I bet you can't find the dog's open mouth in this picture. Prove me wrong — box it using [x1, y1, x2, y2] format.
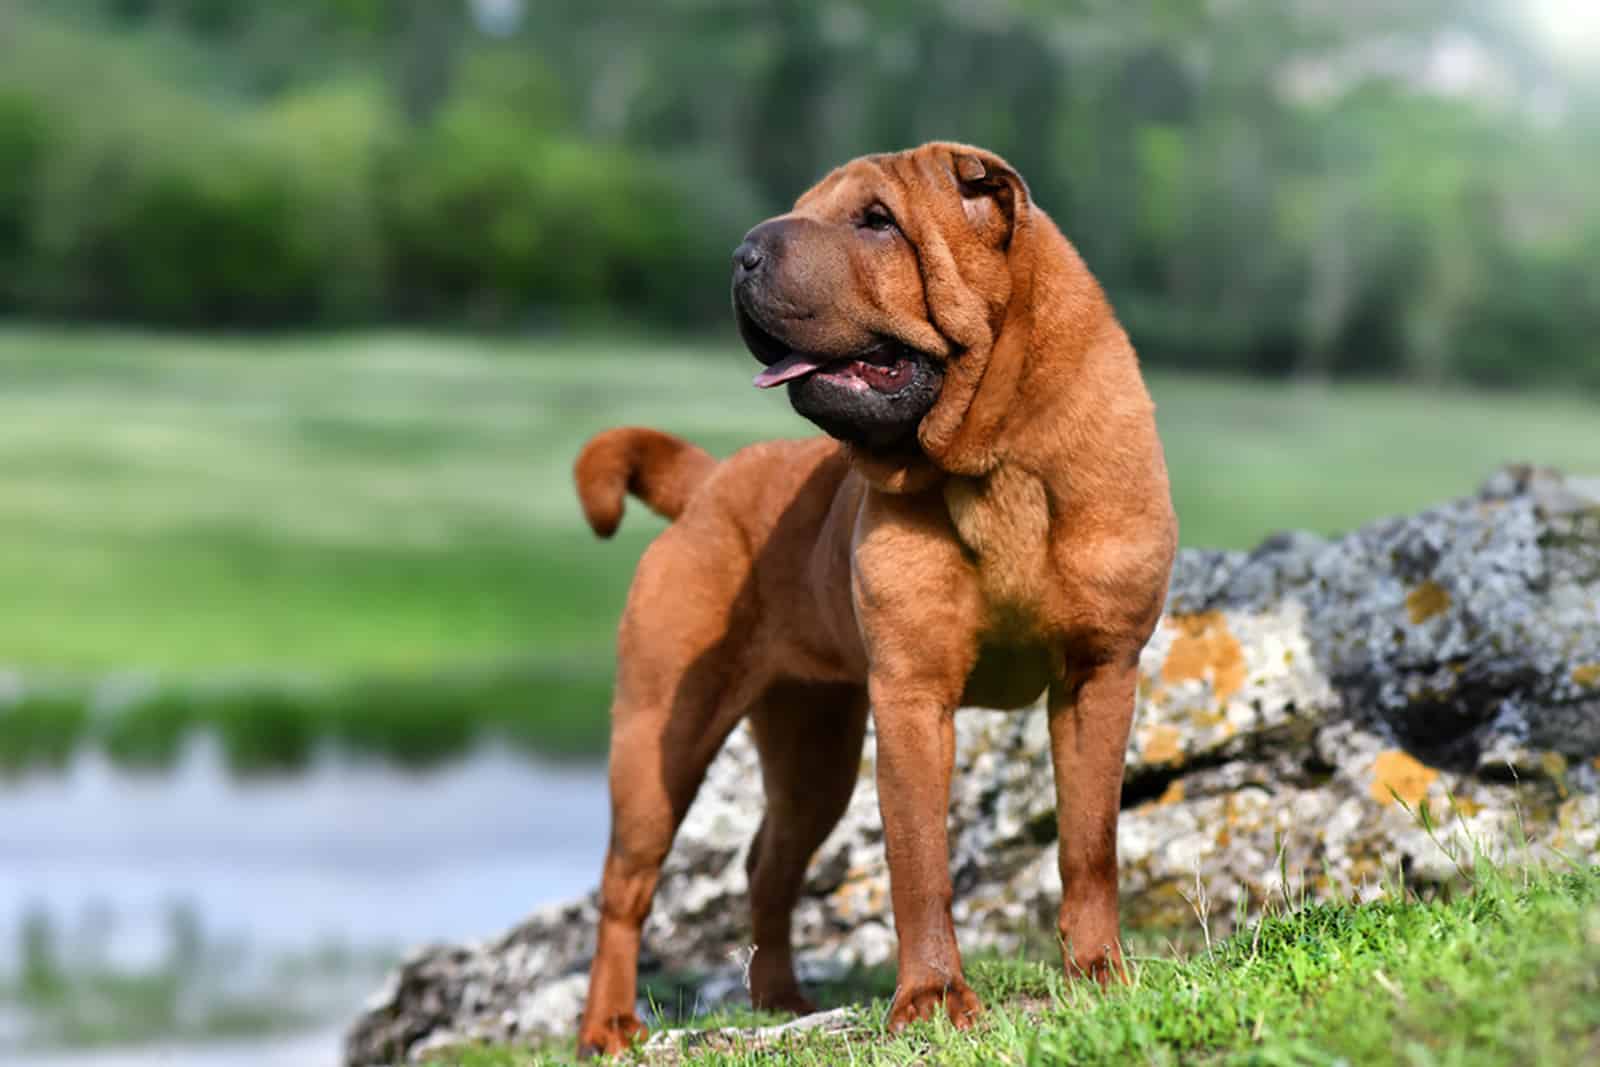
[752, 343, 919, 394]
[735, 294, 942, 450]
[737, 303, 922, 396]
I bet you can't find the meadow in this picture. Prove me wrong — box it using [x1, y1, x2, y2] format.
[427, 859, 1600, 1066]
[1, 326, 1596, 768]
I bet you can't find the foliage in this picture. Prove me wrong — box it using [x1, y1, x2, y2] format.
[380, 97, 731, 326]
[1, 2, 1597, 384]
[0, 87, 48, 311]
[0, 8, 731, 328]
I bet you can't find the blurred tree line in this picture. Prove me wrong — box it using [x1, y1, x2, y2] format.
[0, 0, 1596, 385]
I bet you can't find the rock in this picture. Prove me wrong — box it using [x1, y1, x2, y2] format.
[641, 1006, 863, 1064]
[345, 467, 1600, 1065]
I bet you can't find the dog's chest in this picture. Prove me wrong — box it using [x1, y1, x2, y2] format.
[943, 467, 1052, 627]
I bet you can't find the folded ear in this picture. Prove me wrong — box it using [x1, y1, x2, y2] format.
[899, 146, 1038, 476]
[952, 149, 1030, 248]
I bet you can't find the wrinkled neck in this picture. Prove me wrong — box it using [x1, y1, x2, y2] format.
[847, 444, 945, 494]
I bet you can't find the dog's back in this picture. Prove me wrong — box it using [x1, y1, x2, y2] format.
[579, 431, 868, 681]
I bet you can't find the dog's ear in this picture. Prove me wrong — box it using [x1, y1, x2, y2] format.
[908, 146, 1038, 475]
[952, 150, 1029, 248]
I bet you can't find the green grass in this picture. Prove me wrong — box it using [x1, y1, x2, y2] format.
[0, 662, 616, 775]
[420, 862, 1600, 1066]
[0, 326, 1595, 763]
[0, 327, 780, 674]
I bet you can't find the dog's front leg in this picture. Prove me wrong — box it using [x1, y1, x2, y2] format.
[871, 680, 984, 1032]
[853, 492, 984, 1033]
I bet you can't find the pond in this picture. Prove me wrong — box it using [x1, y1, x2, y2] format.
[0, 738, 610, 1067]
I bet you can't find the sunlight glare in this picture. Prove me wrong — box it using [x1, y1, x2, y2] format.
[1527, 0, 1600, 59]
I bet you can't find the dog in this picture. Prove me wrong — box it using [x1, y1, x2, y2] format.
[572, 142, 1177, 1056]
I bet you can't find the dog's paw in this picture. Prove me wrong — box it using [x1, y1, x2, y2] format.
[576, 1014, 647, 1059]
[1064, 948, 1124, 985]
[752, 986, 819, 1016]
[885, 979, 983, 1033]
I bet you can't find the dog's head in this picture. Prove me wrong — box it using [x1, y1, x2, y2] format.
[733, 142, 1062, 475]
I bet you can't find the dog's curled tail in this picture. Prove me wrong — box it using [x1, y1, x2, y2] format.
[574, 427, 718, 538]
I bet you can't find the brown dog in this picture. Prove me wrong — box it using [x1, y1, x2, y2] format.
[572, 142, 1176, 1056]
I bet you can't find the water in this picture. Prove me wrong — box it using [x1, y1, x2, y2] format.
[19, 1027, 351, 1067]
[0, 737, 611, 1066]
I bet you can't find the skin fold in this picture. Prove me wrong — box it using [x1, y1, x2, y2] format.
[572, 142, 1178, 1057]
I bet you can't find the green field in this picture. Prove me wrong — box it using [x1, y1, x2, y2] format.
[1, 327, 1595, 764]
[429, 861, 1600, 1066]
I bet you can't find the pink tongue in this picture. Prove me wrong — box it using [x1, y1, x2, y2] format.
[752, 353, 828, 389]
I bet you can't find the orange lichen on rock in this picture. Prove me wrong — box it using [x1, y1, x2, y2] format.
[1405, 580, 1451, 624]
[1572, 664, 1600, 688]
[1140, 724, 1184, 765]
[1160, 611, 1246, 702]
[1369, 749, 1438, 807]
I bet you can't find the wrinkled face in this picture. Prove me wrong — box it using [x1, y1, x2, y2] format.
[732, 148, 1014, 452]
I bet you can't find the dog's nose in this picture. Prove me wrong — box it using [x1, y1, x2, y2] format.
[732, 219, 792, 283]
[733, 240, 764, 274]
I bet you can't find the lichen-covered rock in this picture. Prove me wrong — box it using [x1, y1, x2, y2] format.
[346, 467, 1600, 1066]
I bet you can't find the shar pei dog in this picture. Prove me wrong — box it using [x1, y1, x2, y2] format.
[572, 142, 1177, 1056]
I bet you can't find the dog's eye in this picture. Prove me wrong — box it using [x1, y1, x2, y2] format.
[858, 205, 896, 234]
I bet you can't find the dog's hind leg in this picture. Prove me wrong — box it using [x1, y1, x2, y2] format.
[743, 681, 868, 1015]
[1048, 656, 1139, 984]
[577, 666, 747, 1058]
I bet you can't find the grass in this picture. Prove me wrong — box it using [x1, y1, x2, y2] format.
[0, 325, 1595, 764]
[419, 861, 1600, 1066]
[0, 327, 775, 674]
[0, 661, 615, 774]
